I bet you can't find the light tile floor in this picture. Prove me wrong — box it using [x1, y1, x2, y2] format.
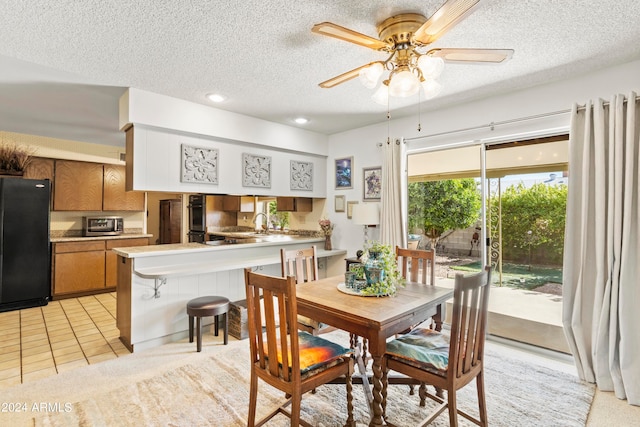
[0, 292, 130, 389]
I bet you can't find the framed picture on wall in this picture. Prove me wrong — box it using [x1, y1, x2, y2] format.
[363, 166, 382, 201]
[335, 195, 346, 212]
[347, 201, 358, 219]
[335, 157, 353, 189]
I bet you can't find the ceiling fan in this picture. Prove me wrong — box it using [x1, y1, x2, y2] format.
[312, 0, 513, 103]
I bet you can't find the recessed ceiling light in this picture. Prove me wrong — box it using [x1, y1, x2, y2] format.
[293, 117, 309, 125]
[206, 93, 226, 103]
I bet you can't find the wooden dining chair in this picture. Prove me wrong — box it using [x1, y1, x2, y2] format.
[382, 266, 492, 427]
[244, 268, 355, 427]
[395, 246, 436, 286]
[396, 246, 438, 332]
[280, 246, 334, 335]
[281, 246, 370, 401]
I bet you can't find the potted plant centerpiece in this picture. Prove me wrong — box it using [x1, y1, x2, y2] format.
[350, 241, 405, 296]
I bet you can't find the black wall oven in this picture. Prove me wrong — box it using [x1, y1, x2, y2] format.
[187, 194, 206, 243]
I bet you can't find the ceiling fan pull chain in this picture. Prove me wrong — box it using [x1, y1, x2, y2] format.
[386, 100, 392, 144]
[417, 90, 422, 132]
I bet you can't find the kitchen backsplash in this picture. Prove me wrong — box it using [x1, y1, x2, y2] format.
[50, 228, 144, 238]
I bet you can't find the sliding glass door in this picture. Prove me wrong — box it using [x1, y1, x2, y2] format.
[407, 136, 570, 352]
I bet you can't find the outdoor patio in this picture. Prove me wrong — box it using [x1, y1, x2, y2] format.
[436, 255, 569, 354]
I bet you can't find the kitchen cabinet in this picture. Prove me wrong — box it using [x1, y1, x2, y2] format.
[159, 199, 182, 244]
[52, 237, 149, 298]
[53, 160, 104, 211]
[53, 160, 144, 211]
[222, 195, 255, 212]
[276, 197, 312, 212]
[105, 238, 149, 287]
[52, 240, 106, 297]
[103, 164, 145, 211]
[23, 157, 55, 181]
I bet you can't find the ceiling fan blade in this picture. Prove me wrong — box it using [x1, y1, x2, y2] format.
[413, 0, 481, 45]
[312, 22, 391, 51]
[318, 63, 379, 88]
[427, 48, 514, 63]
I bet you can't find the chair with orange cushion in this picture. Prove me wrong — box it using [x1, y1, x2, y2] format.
[244, 268, 355, 427]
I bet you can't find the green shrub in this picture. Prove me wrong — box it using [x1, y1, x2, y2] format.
[497, 182, 567, 265]
[408, 179, 481, 246]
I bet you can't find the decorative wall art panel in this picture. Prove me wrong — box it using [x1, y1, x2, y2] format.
[290, 160, 313, 191]
[181, 144, 219, 184]
[243, 153, 271, 188]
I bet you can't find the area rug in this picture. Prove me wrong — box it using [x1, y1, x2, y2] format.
[2, 331, 594, 427]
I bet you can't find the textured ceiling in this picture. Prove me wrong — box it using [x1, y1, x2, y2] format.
[1, 0, 640, 147]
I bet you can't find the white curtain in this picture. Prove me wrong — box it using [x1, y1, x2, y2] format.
[563, 92, 640, 405]
[380, 138, 407, 250]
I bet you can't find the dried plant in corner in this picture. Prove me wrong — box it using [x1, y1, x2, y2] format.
[0, 141, 36, 175]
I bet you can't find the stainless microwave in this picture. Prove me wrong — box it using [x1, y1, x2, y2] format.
[82, 216, 124, 236]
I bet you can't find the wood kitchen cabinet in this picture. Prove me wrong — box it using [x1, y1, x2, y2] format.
[53, 160, 104, 211]
[159, 199, 182, 244]
[103, 164, 145, 211]
[23, 157, 55, 181]
[222, 195, 255, 212]
[52, 240, 106, 297]
[105, 238, 149, 287]
[53, 160, 144, 211]
[276, 197, 312, 212]
[52, 237, 149, 298]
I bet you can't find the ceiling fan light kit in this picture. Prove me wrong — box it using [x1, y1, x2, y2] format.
[360, 55, 445, 99]
[388, 69, 421, 97]
[359, 62, 384, 88]
[418, 55, 445, 79]
[312, 0, 513, 104]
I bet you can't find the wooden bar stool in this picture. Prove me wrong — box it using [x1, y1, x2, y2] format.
[186, 296, 229, 352]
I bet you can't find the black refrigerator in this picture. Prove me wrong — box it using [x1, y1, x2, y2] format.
[0, 178, 51, 312]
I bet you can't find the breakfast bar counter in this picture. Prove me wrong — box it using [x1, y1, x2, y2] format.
[114, 237, 347, 352]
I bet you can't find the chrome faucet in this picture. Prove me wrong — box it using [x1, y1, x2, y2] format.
[252, 212, 270, 233]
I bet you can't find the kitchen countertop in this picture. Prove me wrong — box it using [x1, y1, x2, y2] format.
[50, 233, 153, 243]
[117, 238, 344, 280]
[113, 235, 325, 259]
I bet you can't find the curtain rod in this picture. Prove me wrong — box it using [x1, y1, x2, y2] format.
[575, 93, 639, 110]
[376, 138, 404, 147]
[387, 94, 638, 145]
[404, 109, 571, 143]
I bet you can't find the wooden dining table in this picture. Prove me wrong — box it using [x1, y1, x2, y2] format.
[295, 275, 453, 427]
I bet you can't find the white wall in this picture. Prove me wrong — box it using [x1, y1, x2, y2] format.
[328, 59, 640, 258]
[130, 124, 327, 196]
[120, 88, 329, 156]
[325, 128, 386, 259]
[120, 89, 330, 196]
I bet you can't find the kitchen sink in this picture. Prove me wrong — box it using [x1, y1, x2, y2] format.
[204, 233, 296, 246]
